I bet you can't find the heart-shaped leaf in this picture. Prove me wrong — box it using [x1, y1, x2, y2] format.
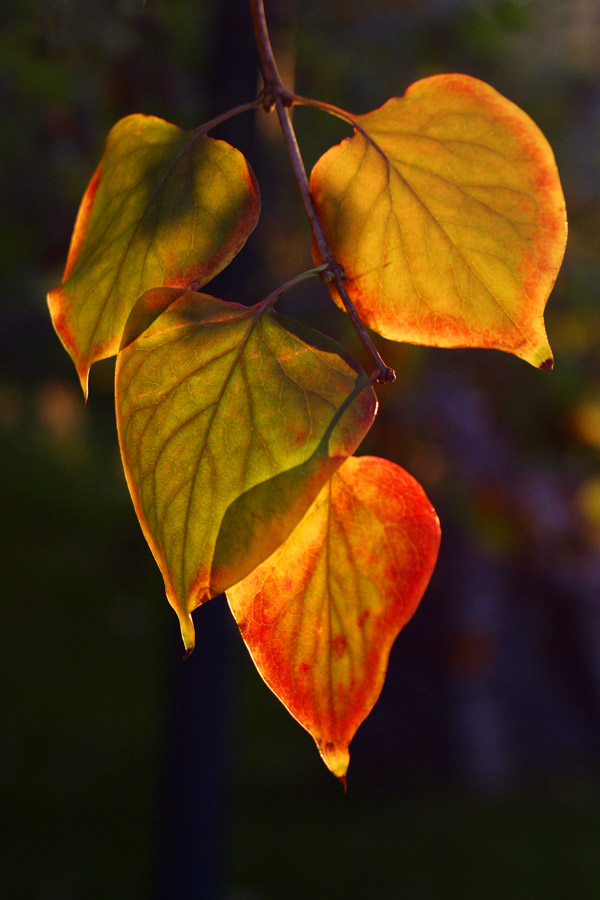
[310, 74, 567, 368]
[48, 114, 260, 396]
[116, 288, 377, 652]
[227, 455, 441, 781]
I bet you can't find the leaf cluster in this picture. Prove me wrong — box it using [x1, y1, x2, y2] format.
[47, 3, 566, 781]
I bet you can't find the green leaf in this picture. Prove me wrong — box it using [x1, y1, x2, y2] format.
[48, 114, 260, 396]
[115, 288, 377, 652]
[227, 455, 441, 782]
[310, 74, 567, 368]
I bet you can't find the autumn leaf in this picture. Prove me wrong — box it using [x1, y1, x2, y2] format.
[48, 114, 260, 396]
[310, 74, 567, 368]
[227, 455, 441, 781]
[116, 288, 377, 653]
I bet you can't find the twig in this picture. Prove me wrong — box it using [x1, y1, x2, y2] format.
[249, 0, 395, 384]
[193, 97, 263, 137]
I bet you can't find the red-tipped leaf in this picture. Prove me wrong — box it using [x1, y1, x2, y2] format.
[227, 455, 441, 780]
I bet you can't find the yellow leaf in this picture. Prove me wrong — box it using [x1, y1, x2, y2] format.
[310, 74, 567, 368]
[116, 289, 377, 653]
[48, 114, 260, 396]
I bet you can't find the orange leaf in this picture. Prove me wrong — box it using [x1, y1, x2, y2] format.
[310, 74, 567, 368]
[227, 456, 441, 781]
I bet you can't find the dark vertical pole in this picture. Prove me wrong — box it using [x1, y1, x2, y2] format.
[153, 4, 260, 898]
[154, 600, 240, 900]
[202, 0, 262, 303]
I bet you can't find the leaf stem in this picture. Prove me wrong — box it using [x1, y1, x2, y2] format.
[193, 98, 263, 137]
[249, 0, 395, 384]
[290, 94, 372, 140]
[263, 264, 330, 307]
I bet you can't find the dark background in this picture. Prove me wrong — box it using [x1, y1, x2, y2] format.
[2, 0, 600, 897]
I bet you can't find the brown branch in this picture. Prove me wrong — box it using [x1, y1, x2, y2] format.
[249, 0, 395, 384]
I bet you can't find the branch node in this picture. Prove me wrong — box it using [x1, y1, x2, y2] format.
[260, 88, 276, 112]
[262, 85, 295, 110]
[370, 365, 396, 385]
[320, 262, 345, 285]
[378, 366, 397, 384]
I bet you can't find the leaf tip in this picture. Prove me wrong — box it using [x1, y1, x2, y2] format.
[319, 740, 350, 781]
[518, 330, 554, 371]
[47, 285, 91, 399]
[78, 365, 90, 402]
[179, 612, 196, 657]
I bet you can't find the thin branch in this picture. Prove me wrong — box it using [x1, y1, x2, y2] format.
[262, 264, 330, 308]
[291, 93, 370, 136]
[193, 98, 263, 137]
[250, 0, 285, 97]
[275, 104, 396, 384]
[249, 0, 395, 384]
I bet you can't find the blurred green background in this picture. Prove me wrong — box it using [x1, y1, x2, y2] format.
[2, 0, 600, 897]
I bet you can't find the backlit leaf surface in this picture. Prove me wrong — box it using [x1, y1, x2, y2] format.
[116, 288, 377, 652]
[48, 114, 260, 395]
[311, 74, 567, 367]
[227, 455, 441, 780]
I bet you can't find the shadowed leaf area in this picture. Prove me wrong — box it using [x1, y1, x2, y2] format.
[116, 288, 377, 653]
[311, 74, 567, 368]
[227, 455, 441, 781]
[48, 114, 260, 396]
